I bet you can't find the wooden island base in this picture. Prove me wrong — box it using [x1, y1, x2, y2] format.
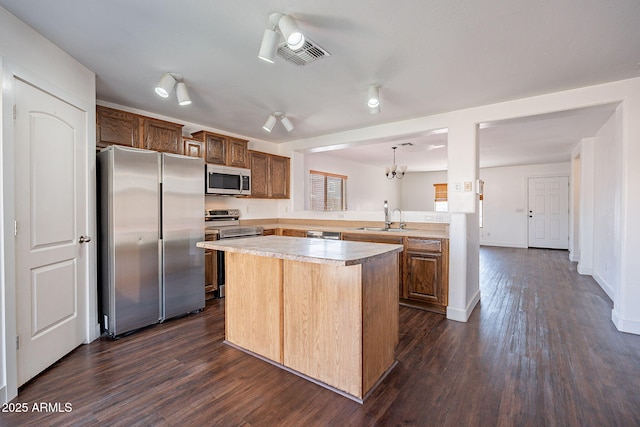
[200, 236, 403, 402]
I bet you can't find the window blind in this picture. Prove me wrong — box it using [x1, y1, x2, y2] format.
[310, 170, 347, 211]
[434, 183, 448, 201]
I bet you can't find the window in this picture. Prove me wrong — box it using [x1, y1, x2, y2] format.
[433, 183, 448, 212]
[433, 182, 484, 226]
[310, 170, 347, 211]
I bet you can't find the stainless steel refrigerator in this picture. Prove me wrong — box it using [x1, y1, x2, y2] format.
[97, 145, 205, 337]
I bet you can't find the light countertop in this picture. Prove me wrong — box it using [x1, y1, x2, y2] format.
[196, 235, 403, 266]
[206, 223, 449, 239]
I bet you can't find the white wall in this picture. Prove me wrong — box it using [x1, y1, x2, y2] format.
[281, 77, 640, 332]
[1, 6, 96, 403]
[592, 108, 622, 299]
[401, 171, 448, 211]
[478, 162, 571, 248]
[304, 152, 401, 212]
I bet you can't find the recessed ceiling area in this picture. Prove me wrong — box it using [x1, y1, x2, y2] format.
[309, 103, 619, 171]
[0, 1, 638, 144]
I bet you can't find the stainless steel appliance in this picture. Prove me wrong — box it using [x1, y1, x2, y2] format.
[205, 209, 263, 297]
[205, 164, 251, 195]
[306, 230, 341, 240]
[98, 146, 205, 337]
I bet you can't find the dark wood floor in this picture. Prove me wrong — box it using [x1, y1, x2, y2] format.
[4, 247, 640, 426]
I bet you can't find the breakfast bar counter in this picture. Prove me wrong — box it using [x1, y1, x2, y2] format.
[197, 236, 403, 402]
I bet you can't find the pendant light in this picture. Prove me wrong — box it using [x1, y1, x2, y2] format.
[385, 147, 407, 179]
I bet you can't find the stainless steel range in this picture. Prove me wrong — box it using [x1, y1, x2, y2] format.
[205, 209, 263, 297]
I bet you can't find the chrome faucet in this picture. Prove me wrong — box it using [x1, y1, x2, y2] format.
[393, 208, 406, 229]
[384, 200, 392, 230]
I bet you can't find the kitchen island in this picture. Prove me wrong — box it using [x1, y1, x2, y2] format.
[197, 235, 403, 402]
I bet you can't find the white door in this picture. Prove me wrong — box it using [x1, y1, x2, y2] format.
[528, 176, 569, 249]
[14, 78, 88, 386]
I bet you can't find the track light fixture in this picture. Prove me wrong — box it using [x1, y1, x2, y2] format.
[280, 115, 294, 132]
[263, 114, 277, 132]
[176, 82, 191, 106]
[258, 28, 280, 63]
[263, 112, 294, 133]
[258, 13, 305, 63]
[277, 14, 304, 50]
[155, 73, 176, 98]
[154, 73, 191, 106]
[368, 85, 380, 114]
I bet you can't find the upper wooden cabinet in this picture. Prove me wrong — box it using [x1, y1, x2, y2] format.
[96, 106, 140, 149]
[269, 155, 290, 199]
[142, 118, 183, 154]
[183, 137, 204, 158]
[191, 131, 249, 168]
[249, 151, 269, 197]
[96, 106, 184, 154]
[249, 150, 290, 199]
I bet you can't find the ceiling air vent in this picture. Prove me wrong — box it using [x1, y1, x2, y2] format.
[276, 39, 330, 66]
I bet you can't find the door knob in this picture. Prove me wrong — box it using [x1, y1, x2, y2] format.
[79, 236, 91, 243]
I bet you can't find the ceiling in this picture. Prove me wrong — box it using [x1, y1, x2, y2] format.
[2, 1, 639, 169]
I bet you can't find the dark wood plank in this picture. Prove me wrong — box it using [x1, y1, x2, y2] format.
[5, 247, 640, 426]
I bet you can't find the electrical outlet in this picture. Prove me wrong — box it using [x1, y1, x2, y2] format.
[454, 182, 462, 192]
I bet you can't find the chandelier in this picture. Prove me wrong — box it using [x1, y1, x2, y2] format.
[385, 146, 407, 179]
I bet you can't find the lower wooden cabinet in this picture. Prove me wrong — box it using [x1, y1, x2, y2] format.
[402, 238, 449, 314]
[341, 233, 449, 314]
[262, 228, 277, 236]
[279, 228, 307, 237]
[204, 235, 218, 300]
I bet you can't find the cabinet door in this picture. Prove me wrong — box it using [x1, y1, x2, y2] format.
[96, 106, 140, 148]
[269, 155, 290, 199]
[249, 151, 269, 197]
[280, 229, 307, 237]
[404, 252, 443, 304]
[262, 228, 277, 236]
[142, 118, 183, 154]
[205, 249, 218, 299]
[183, 138, 204, 158]
[204, 133, 226, 164]
[227, 137, 249, 168]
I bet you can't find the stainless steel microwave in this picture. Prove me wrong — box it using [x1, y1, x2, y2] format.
[205, 164, 251, 195]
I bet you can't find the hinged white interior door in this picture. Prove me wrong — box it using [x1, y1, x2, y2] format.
[528, 176, 569, 249]
[14, 78, 87, 386]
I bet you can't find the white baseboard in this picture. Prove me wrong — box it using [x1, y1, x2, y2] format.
[593, 272, 614, 300]
[569, 252, 579, 262]
[0, 385, 6, 405]
[612, 309, 640, 336]
[577, 263, 593, 275]
[447, 289, 481, 322]
[479, 241, 528, 249]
